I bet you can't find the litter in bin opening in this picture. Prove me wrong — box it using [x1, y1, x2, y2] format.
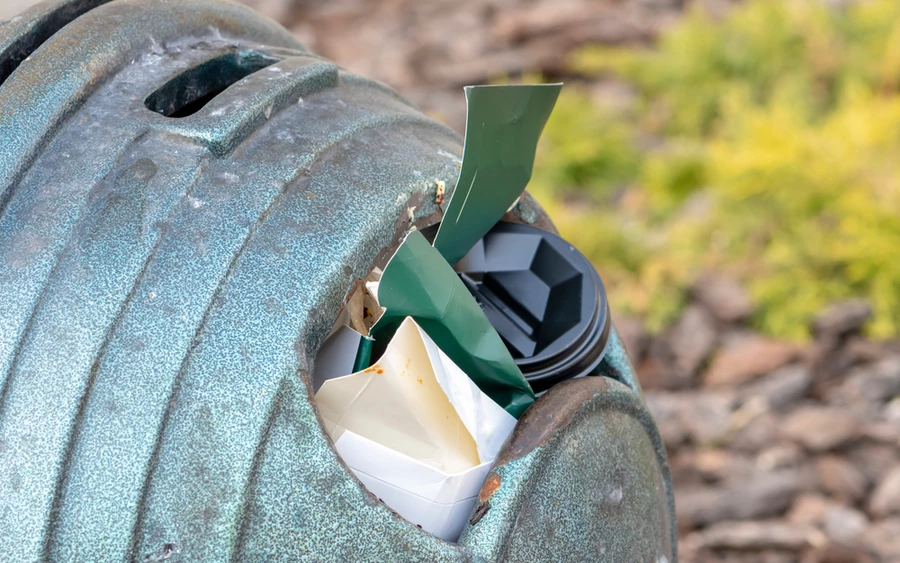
[311, 83, 581, 542]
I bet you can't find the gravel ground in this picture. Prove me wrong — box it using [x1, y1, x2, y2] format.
[628, 280, 900, 562]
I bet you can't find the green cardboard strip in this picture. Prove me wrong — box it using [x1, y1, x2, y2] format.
[352, 337, 374, 373]
[432, 83, 562, 266]
[370, 231, 535, 418]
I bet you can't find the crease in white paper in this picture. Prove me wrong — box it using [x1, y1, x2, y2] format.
[316, 317, 516, 541]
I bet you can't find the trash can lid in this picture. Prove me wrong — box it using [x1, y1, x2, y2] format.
[454, 222, 610, 392]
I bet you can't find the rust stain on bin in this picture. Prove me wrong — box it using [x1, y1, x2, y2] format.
[478, 474, 501, 504]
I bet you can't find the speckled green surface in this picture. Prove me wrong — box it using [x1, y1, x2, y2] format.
[0, 1, 675, 561]
[461, 375, 675, 563]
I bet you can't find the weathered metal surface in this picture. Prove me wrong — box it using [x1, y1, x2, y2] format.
[0, 0, 114, 85]
[0, 0, 675, 561]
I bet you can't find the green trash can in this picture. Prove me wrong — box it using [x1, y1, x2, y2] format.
[0, 1, 676, 560]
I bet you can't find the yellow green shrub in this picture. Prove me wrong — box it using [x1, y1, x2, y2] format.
[529, 0, 900, 339]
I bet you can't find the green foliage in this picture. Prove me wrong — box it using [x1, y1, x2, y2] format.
[529, 92, 640, 199]
[529, 0, 900, 339]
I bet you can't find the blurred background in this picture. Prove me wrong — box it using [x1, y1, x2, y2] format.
[4, 0, 900, 560]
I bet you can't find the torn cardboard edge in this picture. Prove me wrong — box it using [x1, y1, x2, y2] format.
[313, 268, 381, 392]
[330, 266, 383, 337]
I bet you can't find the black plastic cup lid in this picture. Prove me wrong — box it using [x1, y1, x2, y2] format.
[452, 222, 610, 393]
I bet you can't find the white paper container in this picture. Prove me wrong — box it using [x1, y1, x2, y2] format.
[316, 317, 516, 540]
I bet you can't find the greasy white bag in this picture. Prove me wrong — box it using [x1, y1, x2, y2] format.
[316, 317, 516, 541]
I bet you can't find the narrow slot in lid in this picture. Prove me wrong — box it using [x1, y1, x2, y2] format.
[144, 50, 282, 118]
